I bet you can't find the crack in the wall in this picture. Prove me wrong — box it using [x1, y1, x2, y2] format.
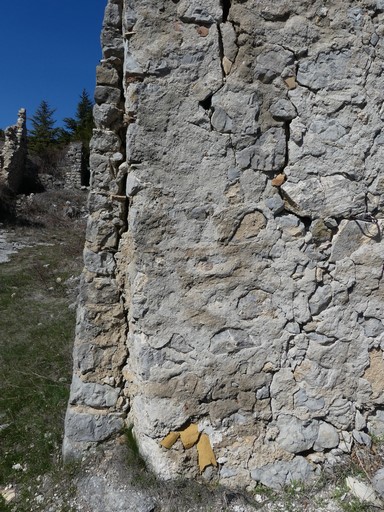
[217, 23, 226, 79]
[221, 0, 232, 23]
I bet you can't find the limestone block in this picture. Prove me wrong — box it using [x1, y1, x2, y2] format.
[126, 174, 144, 197]
[74, 342, 97, 374]
[93, 104, 123, 130]
[123, 4, 137, 31]
[352, 430, 371, 447]
[313, 422, 339, 451]
[90, 130, 122, 154]
[346, 477, 383, 507]
[254, 45, 295, 84]
[211, 85, 260, 137]
[86, 216, 119, 251]
[177, 0, 222, 24]
[364, 318, 384, 338]
[251, 456, 315, 490]
[364, 349, 384, 399]
[372, 468, 384, 498]
[211, 106, 233, 133]
[81, 276, 120, 305]
[64, 409, 123, 443]
[103, 2, 121, 28]
[368, 410, 384, 436]
[330, 220, 379, 263]
[309, 285, 332, 316]
[101, 26, 124, 59]
[270, 99, 297, 120]
[297, 49, 356, 91]
[281, 176, 365, 219]
[280, 16, 319, 54]
[94, 86, 122, 106]
[265, 194, 285, 215]
[83, 248, 116, 276]
[327, 398, 355, 430]
[96, 63, 120, 86]
[123, 51, 144, 75]
[69, 375, 120, 408]
[236, 128, 286, 171]
[276, 415, 319, 453]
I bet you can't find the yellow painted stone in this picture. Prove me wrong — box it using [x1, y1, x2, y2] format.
[197, 433, 217, 472]
[180, 423, 200, 449]
[160, 431, 180, 449]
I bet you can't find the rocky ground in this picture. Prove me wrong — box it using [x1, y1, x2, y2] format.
[4, 438, 384, 512]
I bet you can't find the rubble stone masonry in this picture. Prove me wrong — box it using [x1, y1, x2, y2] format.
[64, 0, 384, 489]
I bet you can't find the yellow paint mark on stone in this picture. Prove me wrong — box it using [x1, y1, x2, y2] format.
[180, 423, 200, 449]
[160, 431, 180, 449]
[197, 433, 217, 472]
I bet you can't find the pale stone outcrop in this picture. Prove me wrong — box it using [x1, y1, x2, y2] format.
[0, 109, 27, 193]
[64, 0, 384, 490]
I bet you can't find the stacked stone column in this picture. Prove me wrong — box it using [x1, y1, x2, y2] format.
[63, 0, 129, 459]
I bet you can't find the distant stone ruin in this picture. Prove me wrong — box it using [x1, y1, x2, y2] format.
[0, 111, 89, 195]
[0, 109, 27, 193]
[60, 142, 87, 189]
[64, 0, 384, 491]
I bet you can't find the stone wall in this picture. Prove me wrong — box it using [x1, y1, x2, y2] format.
[0, 109, 27, 193]
[64, 0, 384, 490]
[59, 141, 85, 189]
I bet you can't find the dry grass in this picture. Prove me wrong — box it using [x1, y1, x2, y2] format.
[0, 190, 86, 511]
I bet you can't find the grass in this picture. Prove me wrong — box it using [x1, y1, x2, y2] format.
[0, 193, 85, 511]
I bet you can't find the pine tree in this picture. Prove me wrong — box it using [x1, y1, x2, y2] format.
[63, 89, 94, 148]
[63, 89, 94, 185]
[28, 100, 59, 155]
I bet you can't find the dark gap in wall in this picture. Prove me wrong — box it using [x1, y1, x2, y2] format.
[301, 216, 312, 231]
[199, 95, 213, 110]
[217, 23, 225, 77]
[80, 150, 90, 186]
[221, 0, 232, 23]
[283, 120, 291, 170]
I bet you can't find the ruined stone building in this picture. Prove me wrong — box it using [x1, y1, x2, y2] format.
[64, 0, 384, 489]
[0, 109, 27, 193]
[0, 110, 88, 195]
[59, 142, 89, 189]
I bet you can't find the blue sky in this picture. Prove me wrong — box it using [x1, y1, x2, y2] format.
[0, 0, 106, 129]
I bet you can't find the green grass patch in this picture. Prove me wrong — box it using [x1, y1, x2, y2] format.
[0, 220, 84, 510]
